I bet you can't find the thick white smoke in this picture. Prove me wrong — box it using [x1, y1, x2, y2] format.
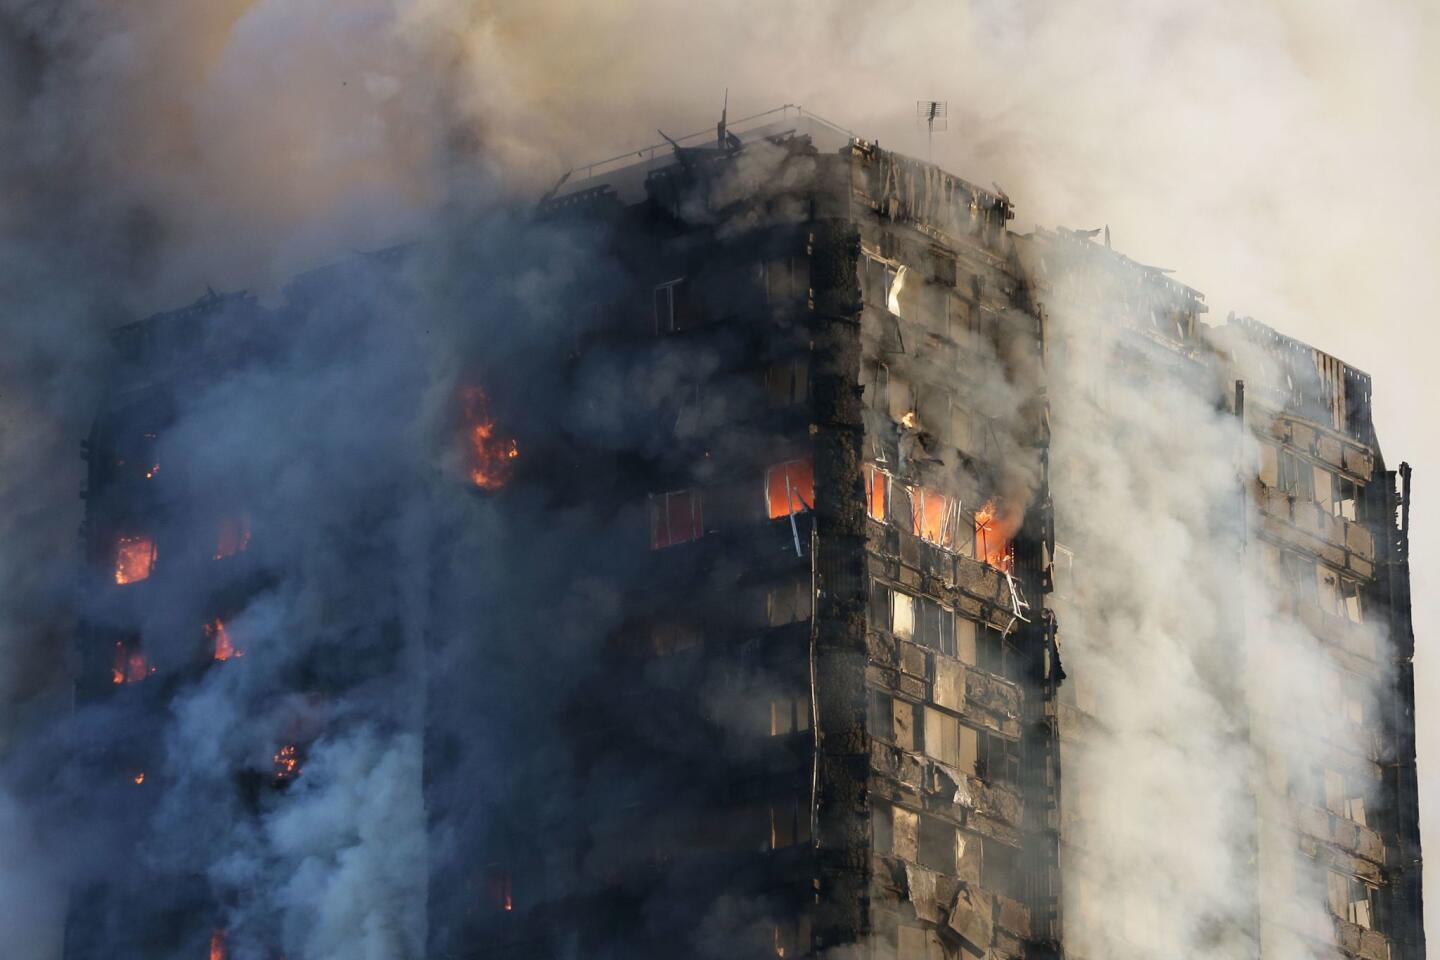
[1039, 243, 1396, 958]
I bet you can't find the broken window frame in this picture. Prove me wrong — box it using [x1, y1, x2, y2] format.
[865, 464, 890, 523]
[862, 255, 899, 312]
[649, 488, 704, 550]
[1328, 871, 1374, 929]
[1278, 449, 1316, 500]
[652, 278, 686, 334]
[910, 485, 958, 550]
[1334, 475, 1363, 522]
[870, 361, 890, 412]
[764, 458, 815, 520]
[1340, 577, 1364, 624]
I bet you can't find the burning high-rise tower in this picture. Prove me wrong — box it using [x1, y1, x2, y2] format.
[66, 106, 1422, 960]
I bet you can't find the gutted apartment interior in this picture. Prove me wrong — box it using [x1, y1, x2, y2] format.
[66, 106, 1422, 960]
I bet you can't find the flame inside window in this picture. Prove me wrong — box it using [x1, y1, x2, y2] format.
[462, 387, 518, 490]
[114, 536, 156, 585]
[865, 465, 888, 522]
[974, 499, 1017, 572]
[111, 639, 154, 685]
[912, 487, 954, 547]
[207, 618, 240, 661]
[214, 516, 251, 560]
[765, 459, 814, 519]
[273, 744, 301, 782]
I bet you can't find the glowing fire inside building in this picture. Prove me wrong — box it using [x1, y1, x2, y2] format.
[462, 386, 518, 490]
[207, 619, 239, 661]
[59, 108, 1422, 960]
[113, 536, 155, 585]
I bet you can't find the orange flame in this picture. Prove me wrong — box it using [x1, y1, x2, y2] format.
[209, 929, 227, 960]
[273, 744, 300, 782]
[207, 618, 241, 661]
[462, 387, 518, 490]
[214, 516, 251, 560]
[111, 640, 154, 685]
[114, 536, 156, 585]
[974, 499, 1019, 572]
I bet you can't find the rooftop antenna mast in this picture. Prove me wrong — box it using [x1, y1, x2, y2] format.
[916, 100, 948, 163]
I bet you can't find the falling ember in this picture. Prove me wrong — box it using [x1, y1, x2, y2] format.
[461, 387, 518, 490]
[273, 744, 300, 782]
[213, 516, 251, 560]
[489, 871, 514, 913]
[132, 772, 145, 785]
[974, 499, 1018, 572]
[111, 640, 154, 685]
[206, 618, 240, 661]
[209, 930, 227, 960]
[144, 463, 160, 480]
[114, 536, 156, 585]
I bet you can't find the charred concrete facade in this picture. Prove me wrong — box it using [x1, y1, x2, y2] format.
[467, 111, 1424, 960]
[65, 107, 1423, 960]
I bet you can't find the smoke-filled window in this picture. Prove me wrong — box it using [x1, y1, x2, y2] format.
[1327, 871, 1374, 929]
[771, 914, 812, 959]
[213, 515, 251, 560]
[887, 374, 915, 424]
[926, 247, 958, 288]
[981, 836, 1020, 899]
[861, 255, 898, 310]
[764, 358, 808, 407]
[768, 695, 811, 737]
[768, 796, 810, 849]
[652, 278, 690, 334]
[649, 622, 702, 656]
[917, 814, 958, 873]
[766, 579, 812, 625]
[765, 459, 813, 519]
[1322, 768, 1368, 825]
[650, 489, 704, 549]
[764, 257, 809, 305]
